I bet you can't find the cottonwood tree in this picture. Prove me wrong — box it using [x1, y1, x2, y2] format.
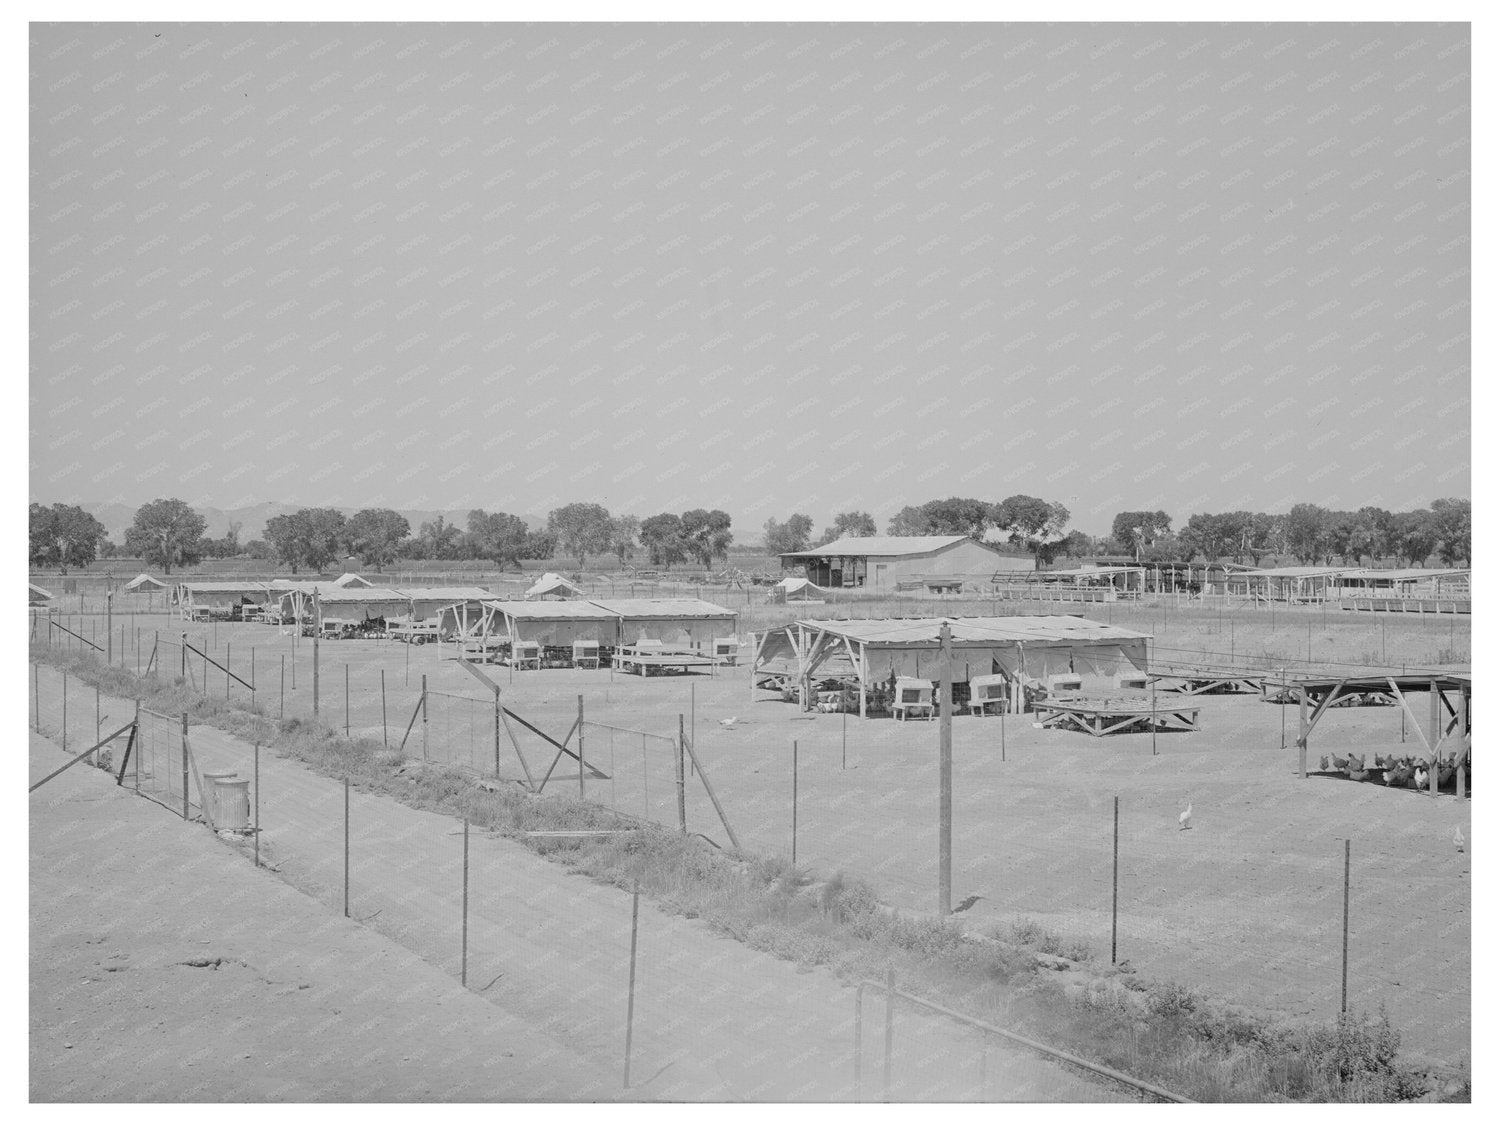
[414, 515, 463, 560]
[124, 499, 207, 575]
[920, 498, 994, 541]
[818, 510, 876, 545]
[681, 508, 734, 568]
[346, 509, 411, 571]
[886, 505, 934, 536]
[263, 508, 347, 573]
[993, 495, 1070, 566]
[466, 509, 530, 570]
[1428, 498, 1470, 566]
[1109, 510, 1172, 561]
[763, 513, 813, 554]
[610, 515, 641, 565]
[639, 513, 687, 569]
[29, 503, 108, 573]
[547, 502, 614, 570]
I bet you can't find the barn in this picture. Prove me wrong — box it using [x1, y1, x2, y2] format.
[778, 535, 1033, 591]
[750, 614, 1152, 717]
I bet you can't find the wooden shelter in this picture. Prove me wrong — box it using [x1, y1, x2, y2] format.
[313, 587, 412, 631]
[179, 581, 269, 621]
[751, 615, 1152, 717]
[524, 572, 584, 600]
[587, 598, 739, 651]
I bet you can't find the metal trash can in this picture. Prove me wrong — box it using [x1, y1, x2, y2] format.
[213, 778, 251, 832]
[201, 772, 238, 823]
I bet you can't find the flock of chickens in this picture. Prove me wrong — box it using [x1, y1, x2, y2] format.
[1317, 751, 1465, 791]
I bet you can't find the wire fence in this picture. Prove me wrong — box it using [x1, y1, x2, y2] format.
[29, 661, 1133, 1102]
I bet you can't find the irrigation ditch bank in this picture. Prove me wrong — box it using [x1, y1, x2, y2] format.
[29, 642, 1468, 1103]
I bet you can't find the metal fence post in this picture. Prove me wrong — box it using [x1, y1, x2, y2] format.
[343, 777, 350, 918]
[883, 968, 896, 1102]
[1111, 796, 1120, 964]
[461, 817, 470, 986]
[1341, 838, 1351, 1017]
[180, 713, 190, 821]
[421, 675, 429, 761]
[623, 881, 641, 1089]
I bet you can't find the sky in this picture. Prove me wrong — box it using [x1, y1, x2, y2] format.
[27, 19, 1472, 538]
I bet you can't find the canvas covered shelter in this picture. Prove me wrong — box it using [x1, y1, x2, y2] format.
[313, 587, 412, 626]
[587, 598, 738, 651]
[479, 599, 622, 648]
[1332, 568, 1471, 597]
[29, 582, 55, 606]
[333, 572, 375, 588]
[751, 615, 1152, 717]
[399, 587, 493, 625]
[772, 577, 827, 602]
[179, 581, 270, 619]
[525, 572, 583, 600]
[123, 573, 170, 593]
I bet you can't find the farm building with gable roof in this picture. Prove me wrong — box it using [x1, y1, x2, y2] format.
[778, 535, 1033, 590]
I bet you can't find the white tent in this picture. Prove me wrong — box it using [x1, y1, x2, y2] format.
[525, 572, 583, 600]
[333, 572, 375, 588]
[124, 574, 171, 593]
[776, 577, 827, 601]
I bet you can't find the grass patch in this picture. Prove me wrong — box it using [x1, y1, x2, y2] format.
[30, 643, 1461, 1103]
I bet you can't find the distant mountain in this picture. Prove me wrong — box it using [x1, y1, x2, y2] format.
[58, 501, 545, 543]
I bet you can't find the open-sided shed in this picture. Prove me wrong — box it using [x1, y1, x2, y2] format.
[179, 581, 270, 620]
[479, 599, 622, 648]
[751, 614, 1152, 716]
[399, 587, 493, 626]
[588, 598, 738, 651]
[314, 587, 412, 626]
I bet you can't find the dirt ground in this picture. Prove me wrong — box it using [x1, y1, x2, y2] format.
[29, 698, 1118, 1103]
[35, 601, 1471, 1071]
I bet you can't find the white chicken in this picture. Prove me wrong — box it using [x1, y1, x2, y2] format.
[1178, 802, 1193, 831]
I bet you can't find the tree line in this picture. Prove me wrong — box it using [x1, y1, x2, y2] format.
[29, 493, 1469, 577]
[27, 498, 737, 576]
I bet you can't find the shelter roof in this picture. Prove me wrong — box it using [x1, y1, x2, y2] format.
[1336, 568, 1471, 581]
[332, 573, 374, 587]
[587, 598, 737, 619]
[780, 535, 972, 558]
[124, 573, 170, 590]
[29, 582, 55, 599]
[397, 587, 493, 601]
[1032, 566, 1145, 577]
[180, 581, 270, 593]
[1224, 566, 1354, 578]
[315, 587, 408, 603]
[792, 615, 1151, 646]
[526, 572, 582, 596]
[483, 600, 620, 620]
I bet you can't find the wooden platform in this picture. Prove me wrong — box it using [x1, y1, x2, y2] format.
[613, 648, 716, 676]
[1034, 696, 1201, 737]
[1148, 664, 1263, 696]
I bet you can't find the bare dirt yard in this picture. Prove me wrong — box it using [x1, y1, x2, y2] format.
[36, 598, 1470, 1075]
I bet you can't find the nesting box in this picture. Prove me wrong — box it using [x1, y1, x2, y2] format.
[511, 640, 542, 669]
[572, 639, 600, 668]
[1049, 673, 1083, 695]
[969, 673, 1009, 716]
[1116, 671, 1150, 691]
[893, 677, 935, 721]
[713, 637, 738, 664]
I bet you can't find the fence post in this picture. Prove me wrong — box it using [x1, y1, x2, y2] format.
[461, 817, 470, 987]
[345, 664, 350, 737]
[33, 662, 39, 732]
[791, 738, 798, 865]
[312, 588, 321, 718]
[382, 670, 389, 747]
[883, 968, 896, 1102]
[623, 881, 641, 1090]
[421, 674, 429, 761]
[94, 684, 101, 767]
[344, 777, 350, 918]
[227, 642, 232, 699]
[676, 714, 687, 834]
[1341, 838, 1351, 1017]
[1111, 796, 1120, 964]
[180, 713, 190, 821]
[578, 695, 586, 799]
[180, 632, 186, 681]
[62, 670, 67, 752]
[280, 655, 286, 720]
[107, 591, 113, 665]
[133, 700, 141, 790]
[253, 742, 260, 869]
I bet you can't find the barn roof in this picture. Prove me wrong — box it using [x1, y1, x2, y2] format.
[780, 535, 974, 558]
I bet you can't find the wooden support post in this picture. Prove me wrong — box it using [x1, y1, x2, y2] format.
[791, 738, 798, 864]
[312, 588, 321, 718]
[106, 591, 113, 665]
[1297, 687, 1309, 778]
[493, 690, 501, 777]
[578, 694, 586, 798]
[62, 670, 68, 752]
[253, 742, 260, 868]
[1111, 795, 1120, 964]
[421, 674, 429, 761]
[623, 882, 640, 1090]
[180, 713, 190, 821]
[343, 777, 350, 918]
[1341, 838, 1351, 1017]
[938, 621, 953, 917]
[461, 817, 469, 987]
[676, 715, 687, 834]
[280, 656, 286, 720]
[1429, 680, 1440, 794]
[382, 670, 388, 747]
[345, 664, 350, 737]
[883, 968, 896, 1102]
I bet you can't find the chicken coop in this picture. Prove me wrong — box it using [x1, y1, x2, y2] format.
[893, 677, 935, 721]
[968, 673, 1010, 716]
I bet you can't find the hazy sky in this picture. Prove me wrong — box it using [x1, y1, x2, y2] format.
[28, 21, 1471, 536]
